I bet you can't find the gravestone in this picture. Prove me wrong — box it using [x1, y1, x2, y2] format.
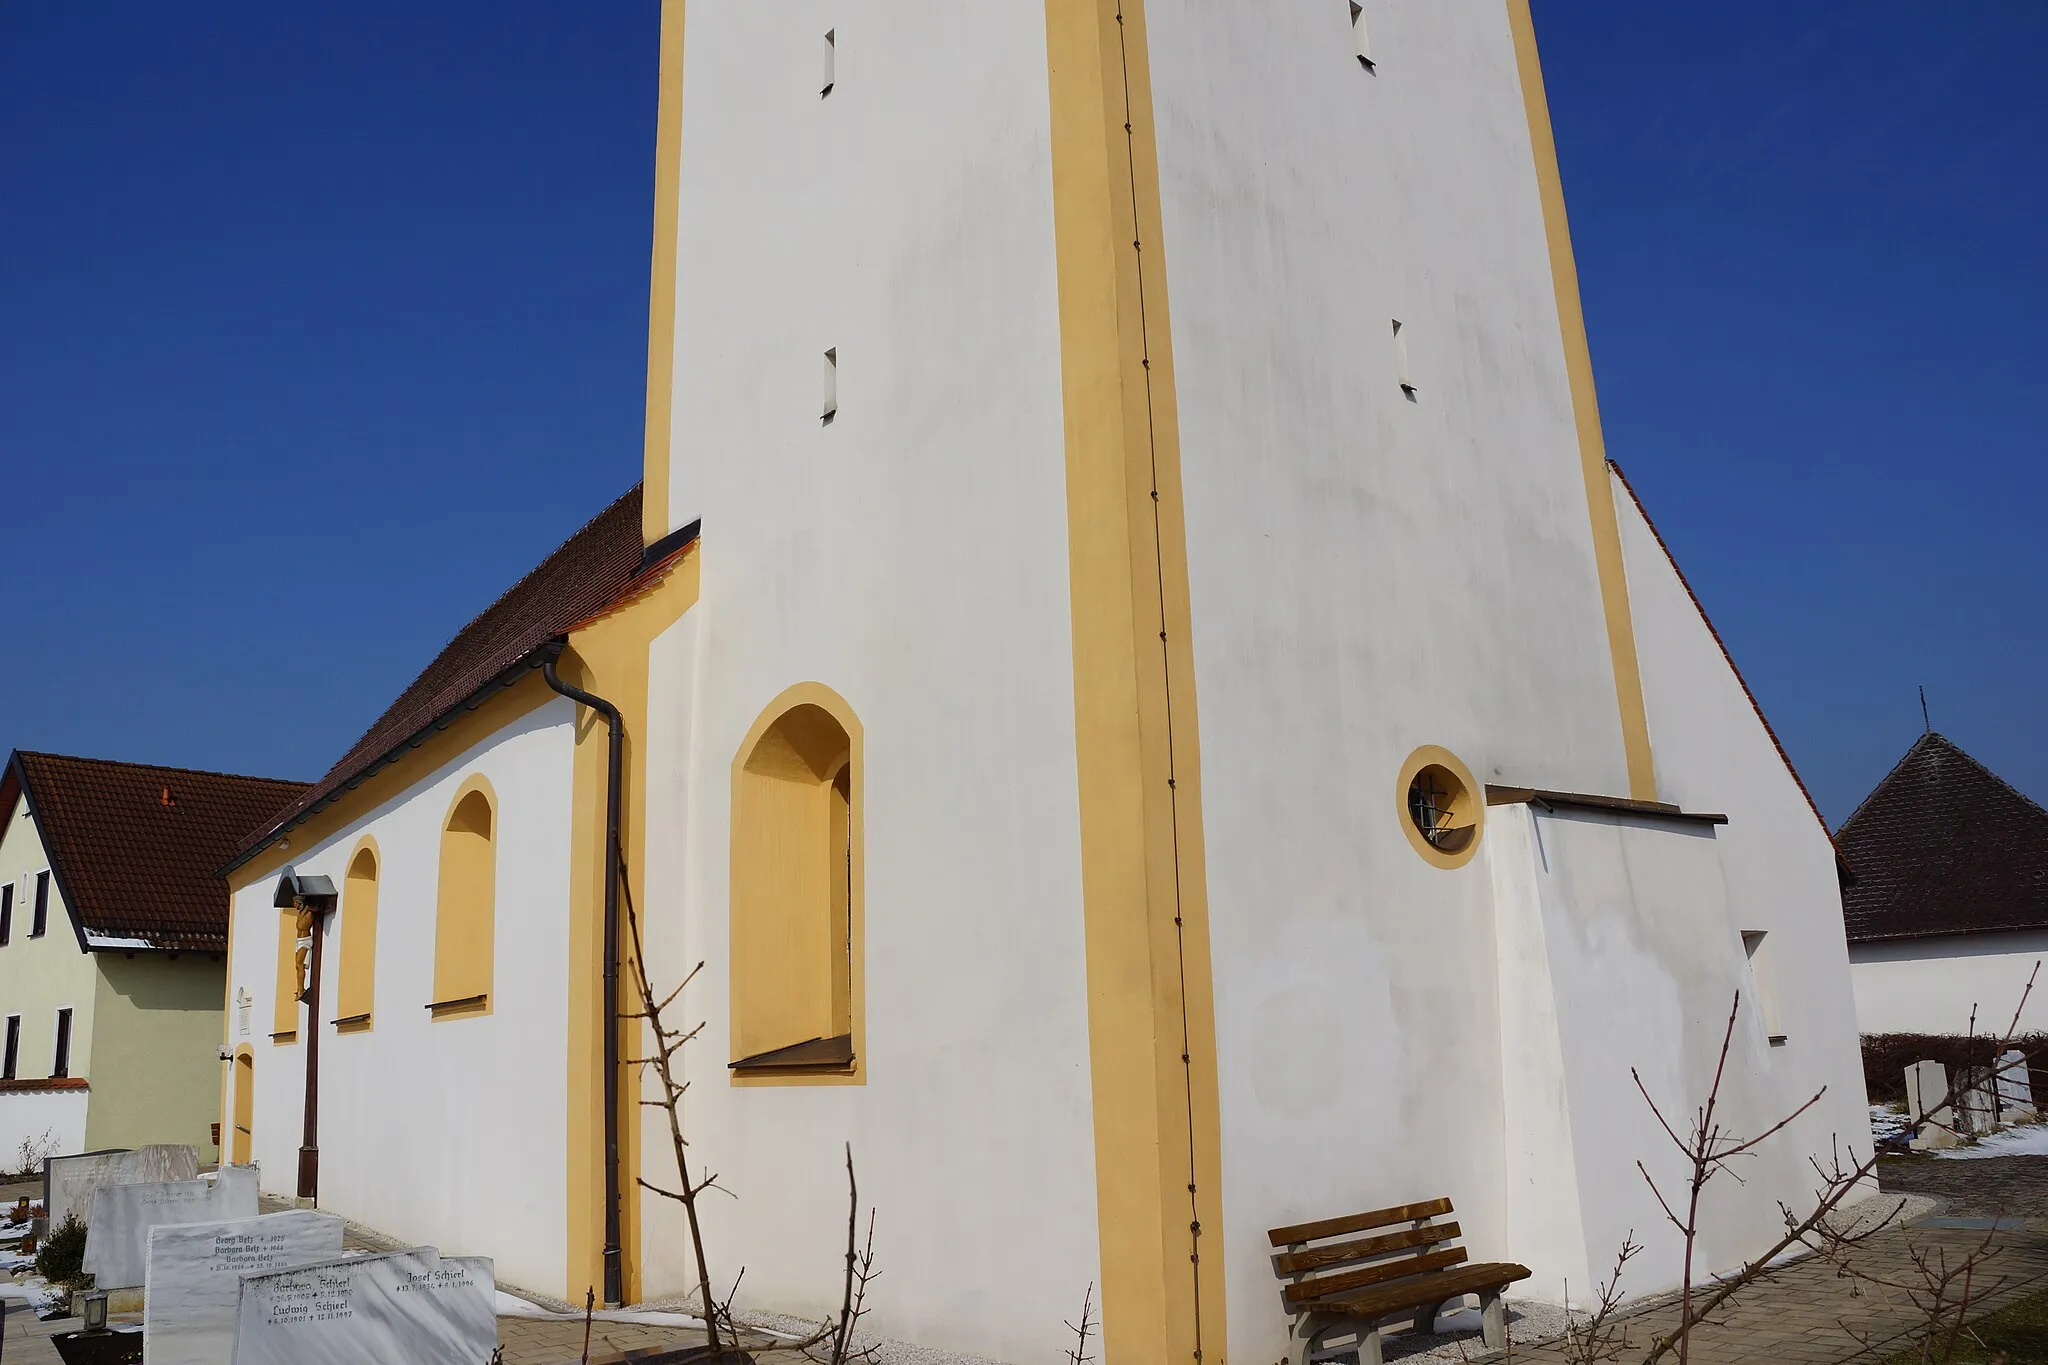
[1995, 1049, 2036, 1121]
[45, 1145, 198, 1229]
[231, 1246, 497, 1365]
[84, 1164, 260, 1289]
[1905, 1060, 1958, 1150]
[1956, 1066, 2000, 1137]
[144, 1209, 345, 1365]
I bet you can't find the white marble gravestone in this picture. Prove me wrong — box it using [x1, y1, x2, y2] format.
[144, 1209, 345, 1365]
[1956, 1066, 1999, 1137]
[1905, 1060, 1958, 1150]
[1996, 1049, 2036, 1120]
[231, 1247, 497, 1365]
[84, 1164, 260, 1289]
[45, 1144, 199, 1229]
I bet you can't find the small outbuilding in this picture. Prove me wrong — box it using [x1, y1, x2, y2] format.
[1839, 732, 2048, 1036]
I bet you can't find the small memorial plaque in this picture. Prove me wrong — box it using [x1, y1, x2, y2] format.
[85, 1165, 260, 1289]
[144, 1209, 344, 1365]
[231, 1247, 497, 1365]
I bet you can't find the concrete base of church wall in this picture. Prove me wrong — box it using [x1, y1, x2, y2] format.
[223, 699, 577, 1297]
[1488, 805, 1854, 1304]
[1849, 932, 2048, 1037]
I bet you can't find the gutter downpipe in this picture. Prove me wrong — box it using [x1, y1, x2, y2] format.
[542, 638, 626, 1309]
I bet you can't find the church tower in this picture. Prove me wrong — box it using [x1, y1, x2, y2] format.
[633, 4, 1866, 1361]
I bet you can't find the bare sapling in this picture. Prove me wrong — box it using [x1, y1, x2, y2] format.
[1603, 962, 2039, 1365]
[1063, 1284, 1096, 1365]
[1558, 1235, 1640, 1365]
[617, 848, 879, 1360]
[818, 1143, 880, 1365]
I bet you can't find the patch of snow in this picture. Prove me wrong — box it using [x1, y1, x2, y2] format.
[1937, 1119, 2048, 1159]
[1869, 1104, 1910, 1145]
[84, 934, 156, 950]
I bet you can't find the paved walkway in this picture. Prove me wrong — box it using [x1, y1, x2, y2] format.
[1500, 1217, 2048, 1365]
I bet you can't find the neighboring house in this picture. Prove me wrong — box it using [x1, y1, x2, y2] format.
[220, 5, 1869, 1361]
[1838, 732, 2048, 1036]
[0, 752, 306, 1165]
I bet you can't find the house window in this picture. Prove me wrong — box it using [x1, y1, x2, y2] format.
[2, 1016, 18, 1080]
[29, 871, 49, 938]
[431, 780, 496, 1018]
[336, 842, 379, 1031]
[730, 687, 862, 1077]
[51, 1007, 71, 1078]
[0, 883, 12, 945]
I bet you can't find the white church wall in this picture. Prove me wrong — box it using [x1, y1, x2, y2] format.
[1613, 473, 1872, 1186]
[224, 697, 576, 1296]
[1137, 4, 1647, 1352]
[647, 4, 1103, 1359]
[1848, 931, 2048, 1036]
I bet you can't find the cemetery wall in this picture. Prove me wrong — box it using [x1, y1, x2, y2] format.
[85, 952, 224, 1155]
[0, 1086, 86, 1164]
[225, 696, 577, 1296]
[1848, 930, 2048, 1037]
[639, 1, 1107, 1357]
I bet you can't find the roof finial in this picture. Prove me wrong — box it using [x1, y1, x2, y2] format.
[1919, 685, 1931, 735]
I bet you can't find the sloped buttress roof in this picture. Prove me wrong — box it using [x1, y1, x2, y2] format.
[1837, 732, 2048, 944]
[228, 484, 654, 870]
[2, 753, 310, 953]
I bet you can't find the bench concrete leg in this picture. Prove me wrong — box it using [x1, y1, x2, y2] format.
[1359, 1323, 1384, 1365]
[1480, 1289, 1507, 1351]
[1294, 1315, 1381, 1365]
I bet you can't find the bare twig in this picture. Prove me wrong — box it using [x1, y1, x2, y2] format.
[1560, 1236, 1639, 1364]
[1064, 1283, 1097, 1365]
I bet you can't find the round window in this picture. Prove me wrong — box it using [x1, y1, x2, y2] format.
[1395, 746, 1484, 869]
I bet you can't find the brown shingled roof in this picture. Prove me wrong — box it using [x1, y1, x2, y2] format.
[1837, 732, 2048, 943]
[3, 753, 309, 953]
[229, 483, 654, 869]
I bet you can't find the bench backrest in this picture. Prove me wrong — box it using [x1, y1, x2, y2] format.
[1267, 1198, 1465, 1307]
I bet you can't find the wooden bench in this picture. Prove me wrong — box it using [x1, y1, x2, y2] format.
[1269, 1198, 1529, 1365]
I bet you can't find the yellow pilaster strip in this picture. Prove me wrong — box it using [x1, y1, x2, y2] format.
[641, 0, 686, 547]
[1045, 3, 1227, 1360]
[1508, 0, 1658, 801]
[563, 551, 699, 1306]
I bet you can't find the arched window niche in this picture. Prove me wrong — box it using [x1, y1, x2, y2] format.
[730, 684, 863, 1083]
[335, 839, 379, 1032]
[432, 777, 497, 1020]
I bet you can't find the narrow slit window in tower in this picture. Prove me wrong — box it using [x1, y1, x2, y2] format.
[1351, 3, 1374, 71]
[1392, 319, 1416, 399]
[822, 348, 838, 425]
[822, 30, 835, 98]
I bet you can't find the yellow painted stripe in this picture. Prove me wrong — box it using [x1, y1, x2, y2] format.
[1044, 2, 1226, 1360]
[1508, 0, 1658, 801]
[641, 0, 686, 547]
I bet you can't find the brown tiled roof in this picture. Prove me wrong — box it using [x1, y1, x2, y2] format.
[1837, 732, 2048, 943]
[2, 753, 310, 953]
[229, 484, 652, 869]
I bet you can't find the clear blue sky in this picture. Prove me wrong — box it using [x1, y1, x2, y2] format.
[2, 3, 2041, 826]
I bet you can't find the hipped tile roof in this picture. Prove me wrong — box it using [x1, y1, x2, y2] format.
[1837, 732, 2048, 943]
[3, 753, 309, 953]
[229, 484, 649, 868]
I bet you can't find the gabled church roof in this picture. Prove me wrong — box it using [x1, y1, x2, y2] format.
[1837, 732, 2048, 944]
[1, 752, 309, 953]
[227, 483, 658, 871]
